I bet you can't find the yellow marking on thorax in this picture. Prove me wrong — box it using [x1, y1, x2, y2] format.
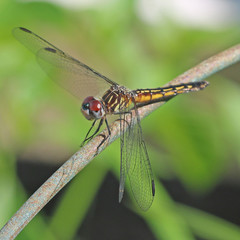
[109, 95, 132, 112]
[107, 95, 113, 103]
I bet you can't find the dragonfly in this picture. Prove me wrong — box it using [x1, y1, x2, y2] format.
[13, 27, 209, 211]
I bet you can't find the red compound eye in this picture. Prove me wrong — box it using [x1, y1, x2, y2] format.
[89, 100, 102, 112]
[82, 96, 94, 105]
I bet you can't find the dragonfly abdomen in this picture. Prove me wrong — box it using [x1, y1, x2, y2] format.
[134, 81, 209, 105]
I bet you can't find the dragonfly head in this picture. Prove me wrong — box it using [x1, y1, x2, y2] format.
[81, 96, 105, 120]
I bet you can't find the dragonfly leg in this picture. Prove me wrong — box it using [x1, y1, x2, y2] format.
[114, 111, 132, 132]
[105, 117, 111, 136]
[80, 118, 103, 147]
[113, 111, 131, 115]
[96, 118, 111, 153]
[80, 119, 97, 146]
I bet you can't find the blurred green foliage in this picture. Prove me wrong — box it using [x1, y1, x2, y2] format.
[1, 0, 240, 239]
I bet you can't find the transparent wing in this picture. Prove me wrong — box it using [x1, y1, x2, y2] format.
[119, 104, 155, 211]
[13, 27, 118, 100]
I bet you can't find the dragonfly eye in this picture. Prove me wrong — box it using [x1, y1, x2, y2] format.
[89, 100, 101, 112]
[82, 103, 89, 110]
[81, 96, 105, 120]
[82, 96, 95, 110]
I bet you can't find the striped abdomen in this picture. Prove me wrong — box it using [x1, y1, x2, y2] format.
[134, 81, 209, 105]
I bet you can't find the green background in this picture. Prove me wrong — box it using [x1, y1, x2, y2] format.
[1, 0, 240, 239]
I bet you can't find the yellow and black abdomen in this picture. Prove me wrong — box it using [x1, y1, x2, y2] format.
[134, 81, 209, 105]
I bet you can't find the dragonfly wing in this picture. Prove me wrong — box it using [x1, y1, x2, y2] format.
[13, 27, 61, 54]
[119, 111, 129, 203]
[13, 27, 118, 101]
[119, 105, 155, 211]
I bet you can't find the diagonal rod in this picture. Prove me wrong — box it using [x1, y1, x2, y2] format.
[1, 44, 240, 239]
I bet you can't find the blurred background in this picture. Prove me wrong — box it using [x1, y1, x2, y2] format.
[1, 0, 240, 239]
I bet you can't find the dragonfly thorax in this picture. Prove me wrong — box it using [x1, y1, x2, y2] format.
[101, 85, 133, 114]
[81, 96, 105, 120]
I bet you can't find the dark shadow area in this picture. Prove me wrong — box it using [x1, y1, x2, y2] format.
[17, 159, 240, 240]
